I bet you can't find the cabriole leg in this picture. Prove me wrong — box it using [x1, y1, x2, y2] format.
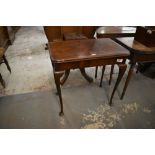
[95, 66, 98, 78]
[80, 68, 93, 83]
[0, 73, 5, 88]
[109, 64, 114, 85]
[60, 69, 70, 85]
[99, 66, 106, 87]
[121, 63, 136, 100]
[109, 63, 127, 106]
[53, 71, 64, 116]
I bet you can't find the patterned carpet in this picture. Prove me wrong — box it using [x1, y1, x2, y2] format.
[81, 102, 153, 129]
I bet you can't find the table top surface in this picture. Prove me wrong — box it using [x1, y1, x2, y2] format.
[115, 37, 155, 54]
[49, 38, 130, 63]
[96, 26, 136, 35]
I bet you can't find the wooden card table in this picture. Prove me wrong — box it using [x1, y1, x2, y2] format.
[114, 37, 155, 99]
[49, 38, 130, 115]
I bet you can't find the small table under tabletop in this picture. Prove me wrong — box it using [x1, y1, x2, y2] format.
[113, 37, 155, 99]
[49, 38, 130, 115]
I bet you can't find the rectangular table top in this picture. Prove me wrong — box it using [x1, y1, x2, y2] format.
[115, 37, 155, 54]
[49, 38, 130, 63]
[96, 26, 136, 38]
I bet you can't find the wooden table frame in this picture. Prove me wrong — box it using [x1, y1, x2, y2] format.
[113, 37, 155, 99]
[49, 39, 129, 115]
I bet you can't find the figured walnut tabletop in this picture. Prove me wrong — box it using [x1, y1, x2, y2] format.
[96, 26, 136, 38]
[49, 38, 130, 115]
[114, 37, 155, 99]
[49, 39, 129, 63]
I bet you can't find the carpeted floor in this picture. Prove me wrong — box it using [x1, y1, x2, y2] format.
[0, 88, 155, 129]
[0, 27, 53, 96]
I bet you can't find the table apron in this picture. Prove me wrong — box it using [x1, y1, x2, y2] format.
[53, 57, 127, 71]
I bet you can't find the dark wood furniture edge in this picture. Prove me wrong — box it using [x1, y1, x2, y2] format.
[113, 38, 155, 55]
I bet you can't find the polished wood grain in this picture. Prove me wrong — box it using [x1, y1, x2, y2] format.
[49, 38, 129, 115]
[50, 39, 129, 63]
[44, 26, 62, 42]
[114, 37, 155, 99]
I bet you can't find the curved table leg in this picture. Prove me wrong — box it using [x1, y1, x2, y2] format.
[60, 69, 70, 85]
[95, 66, 98, 78]
[99, 65, 106, 87]
[109, 63, 127, 106]
[120, 63, 136, 100]
[3, 55, 11, 73]
[109, 59, 126, 86]
[80, 68, 93, 83]
[60, 68, 93, 85]
[0, 73, 5, 88]
[109, 64, 114, 85]
[53, 71, 64, 116]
